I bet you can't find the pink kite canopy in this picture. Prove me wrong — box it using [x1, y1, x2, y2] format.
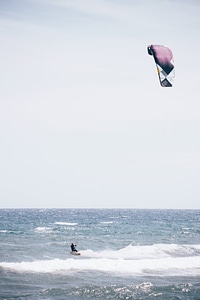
[147, 44, 175, 87]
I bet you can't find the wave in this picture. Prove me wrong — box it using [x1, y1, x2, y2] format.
[100, 221, 113, 224]
[1, 256, 200, 276]
[0, 229, 24, 235]
[1, 244, 200, 276]
[34, 227, 52, 232]
[82, 244, 200, 260]
[54, 222, 78, 226]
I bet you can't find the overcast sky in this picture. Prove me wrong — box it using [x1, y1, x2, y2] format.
[0, 0, 200, 209]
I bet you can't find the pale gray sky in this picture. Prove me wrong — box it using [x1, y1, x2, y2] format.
[0, 0, 200, 208]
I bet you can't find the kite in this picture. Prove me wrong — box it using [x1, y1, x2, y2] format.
[147, 44, 175, 87]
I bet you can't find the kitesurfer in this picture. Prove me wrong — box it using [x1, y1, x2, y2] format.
[71, 243, 78, 252]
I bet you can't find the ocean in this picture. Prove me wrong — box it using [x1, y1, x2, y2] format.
[0, 209, 200, 299]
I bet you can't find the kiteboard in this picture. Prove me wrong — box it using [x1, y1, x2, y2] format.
[70, 251, 81, 256]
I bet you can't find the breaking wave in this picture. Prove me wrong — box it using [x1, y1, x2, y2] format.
[1, 244, 200, 277]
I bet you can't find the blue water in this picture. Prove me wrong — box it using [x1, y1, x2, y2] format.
[0, 209, 200, 299]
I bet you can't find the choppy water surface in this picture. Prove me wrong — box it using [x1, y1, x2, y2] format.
[0, 209, 200, 299]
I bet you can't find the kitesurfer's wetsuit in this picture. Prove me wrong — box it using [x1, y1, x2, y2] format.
[71, 243, 78, 252]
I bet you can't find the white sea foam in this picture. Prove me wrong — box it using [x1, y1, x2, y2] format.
[82, 244, 200, 260]
[1, 255, 200, 276]
[100, 221, 113, 224]
[34, 227, 51, 233]
[1, 244, 200, 276]
[54, 222, 78, 226]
